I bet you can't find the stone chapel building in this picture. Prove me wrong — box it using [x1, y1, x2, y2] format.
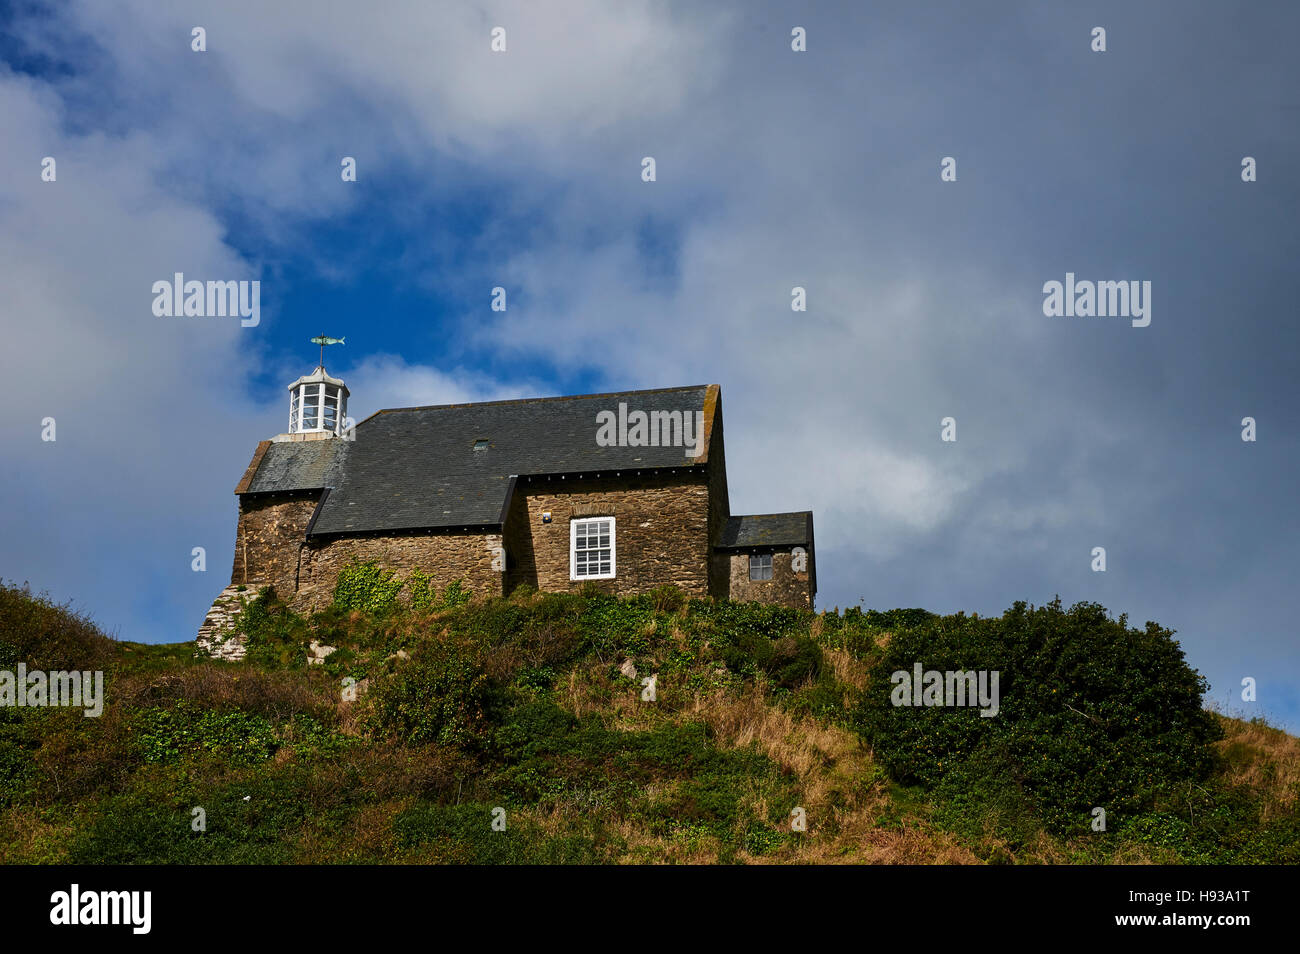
[198, 366, 815, 652]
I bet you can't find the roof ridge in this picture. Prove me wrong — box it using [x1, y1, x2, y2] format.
[369, 384, 716, 417]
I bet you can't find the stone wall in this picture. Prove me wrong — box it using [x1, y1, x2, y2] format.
[503, 472, 711, 597]
[229, 492, 321, 598]
[726, 550, 813, 609]
[293, 530, 504, 612]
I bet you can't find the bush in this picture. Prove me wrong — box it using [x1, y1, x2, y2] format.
[365, 638, 495, 747]
[239, 590, 311, 668]
[854, 599, 1223, 833]
[0, 733, 34, 807]
[649, 585, 687, 614]
[0, 581, 116, 672]
[134, 702, 279, 765]
[722, 632, 822, 689]
[848, 607, 937, 630]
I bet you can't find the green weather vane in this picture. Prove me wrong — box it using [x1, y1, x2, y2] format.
[310, 335, 345, 368]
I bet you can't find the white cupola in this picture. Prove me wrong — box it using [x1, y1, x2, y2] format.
[287, 366, 349, 437]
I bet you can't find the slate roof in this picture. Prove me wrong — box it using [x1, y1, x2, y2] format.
[238, 385, 717, 536]
[715, 512, 813, 549]
[241, 440, 350, 494]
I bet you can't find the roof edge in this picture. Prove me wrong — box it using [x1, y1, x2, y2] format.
[361, 383, 717, 421]
[308, 521, 505, 540]
[695, 384, 720, 465]
[497, 475, 518, 525]
[714, 510, 815, 549]
[233, 440, 273, 495]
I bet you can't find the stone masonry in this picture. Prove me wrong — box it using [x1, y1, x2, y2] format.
[229, 492, 320, 597]
[293, 531, 504, 613]
[503, 471, 712, 598]
[726, 550, 813, 609]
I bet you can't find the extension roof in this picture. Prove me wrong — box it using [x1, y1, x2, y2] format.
[235, 385, 719, 536]
[715, 512, 813, 550]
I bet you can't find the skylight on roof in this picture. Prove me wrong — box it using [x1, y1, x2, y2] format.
[473, 439, 490, 451]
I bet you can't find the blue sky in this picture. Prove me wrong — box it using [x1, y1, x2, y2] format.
[1, 1, 1297, 731]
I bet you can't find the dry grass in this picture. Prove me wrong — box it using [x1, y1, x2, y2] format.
[0, 807, 74, 864]
[550, 656, 997, 863]
[121, 664, 338, 723]
[771, 818, 978, 865]
[525, 802, 726, 864]
[689, 683, 854, 779]
[1214, 714, 1300, 821]
[824, 648, 869, 691]
[562, 663, 642, 722]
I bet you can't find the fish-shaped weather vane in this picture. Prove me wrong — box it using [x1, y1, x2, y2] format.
[310, 335, 345, 368]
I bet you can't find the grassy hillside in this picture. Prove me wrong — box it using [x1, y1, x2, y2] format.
[1, 576, 1296, 864]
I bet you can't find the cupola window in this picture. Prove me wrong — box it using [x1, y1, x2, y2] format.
[287, 367, 350, 437]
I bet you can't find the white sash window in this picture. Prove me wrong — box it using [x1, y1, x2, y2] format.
[570, 517, 615, 580]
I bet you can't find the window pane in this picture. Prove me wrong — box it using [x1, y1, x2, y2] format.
[573, 519, 613, 578]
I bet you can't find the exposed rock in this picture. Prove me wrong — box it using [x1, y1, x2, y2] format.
[308, 640, 338, 665]
[619, 658, 638, 680]
[195, 585, 259, 661]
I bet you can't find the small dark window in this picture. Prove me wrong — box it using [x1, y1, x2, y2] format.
[473, 439, 490, 452]
[749, 553, 773, 581]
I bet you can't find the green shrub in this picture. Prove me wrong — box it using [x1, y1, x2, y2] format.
[0, 735, 34, 807]
[722, 632, 822, 689]
[68, 770, 324, 864]
[849, 607, 937, 630]
[239, 590, 310, 669]
[0, 581, 116, 672]
[855, 599, 1223, 833]
[366, 638, 494, 747]
[648, 585, 687, 614]
[134, 702, 279, 765]
[68, 791, 210, 864]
